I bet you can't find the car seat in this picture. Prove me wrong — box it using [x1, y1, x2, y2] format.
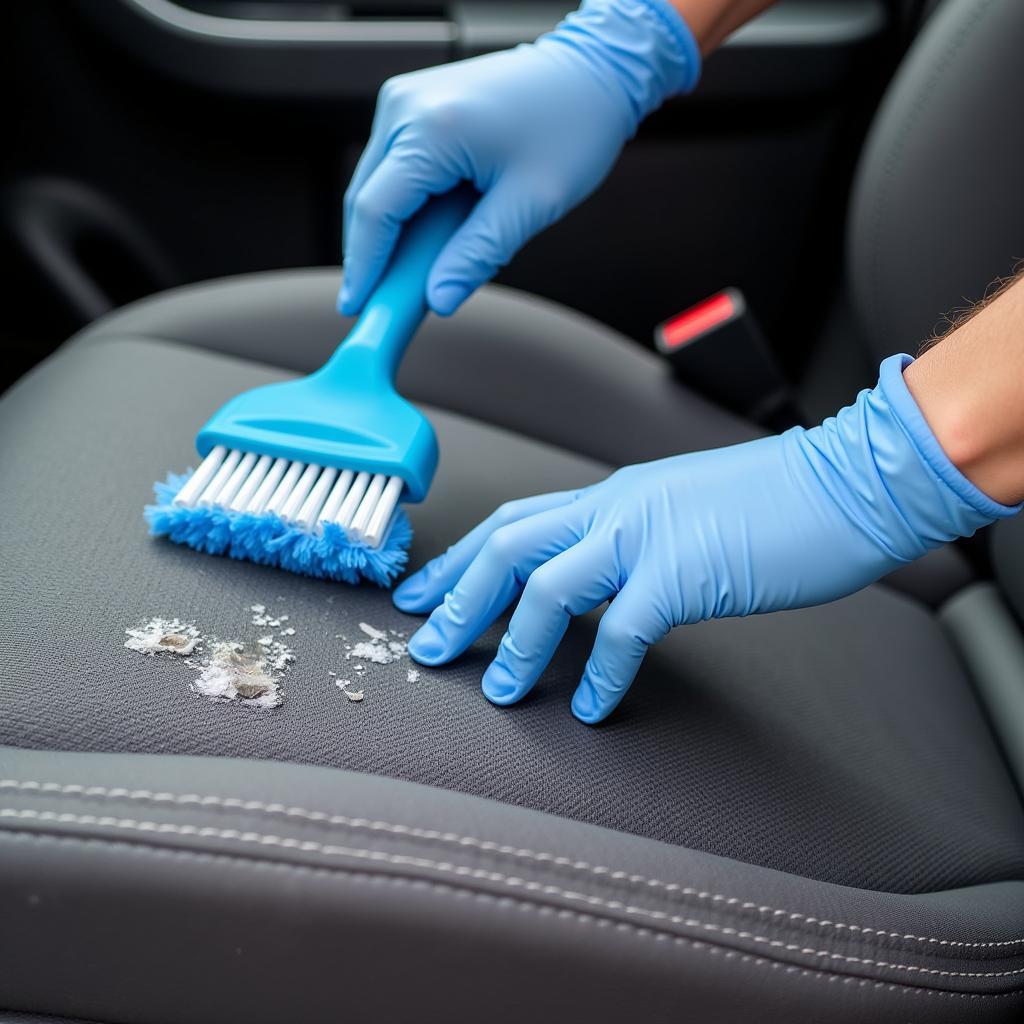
[1, 1, 1023, 1020]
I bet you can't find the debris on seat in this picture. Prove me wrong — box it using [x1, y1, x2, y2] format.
[194, 642, 284, 709]
[337, 680, 364, 702]
[345, 621, 408, 665]
[125, 618, 202, 657]
[125, 603, 295, 711]
[250, 604, 289, 629]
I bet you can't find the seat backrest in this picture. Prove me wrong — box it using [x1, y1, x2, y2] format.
[846, 0, 1024, 364]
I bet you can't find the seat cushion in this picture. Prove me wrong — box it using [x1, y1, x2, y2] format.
[1, 330, 1021, 896]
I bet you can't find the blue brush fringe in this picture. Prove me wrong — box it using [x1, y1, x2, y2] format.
[145, 471, 412, 587]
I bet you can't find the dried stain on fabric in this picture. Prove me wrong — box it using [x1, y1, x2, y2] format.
[193, 643, 285, 709]
[126, 606, 419, 713]
[125, 604, 295, 710]
[124, 618, 202, 657]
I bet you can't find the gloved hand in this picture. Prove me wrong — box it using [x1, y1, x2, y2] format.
[394, 355, 1020, 723]
[339, 0, 700, 318]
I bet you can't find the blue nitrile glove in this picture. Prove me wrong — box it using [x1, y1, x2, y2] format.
[339, 0, 700, 318]
[394, 355, 1021, 723]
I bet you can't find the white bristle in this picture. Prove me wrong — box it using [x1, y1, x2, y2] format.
[246, 457, 289, 514]
[318, 469, 355, 527]
[216, 451, 258, 509]
[172, 449, 403, 549]
[349, 473, 388, 539]
[363, 475, 405, 548]
[295, 466, 338, 530]
[333, 471, 371, 530]
[198, 448, 243, 506]
[265, 460, 305, 515]
[229, 453, 273, 512]
[279, 463, 322, 522]
[173, 445, 226, 507]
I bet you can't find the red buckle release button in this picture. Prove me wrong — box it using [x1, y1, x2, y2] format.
[657, 290, 737, 351]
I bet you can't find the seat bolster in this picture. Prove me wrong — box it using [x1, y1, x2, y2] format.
[1, 746, 1021, 1023]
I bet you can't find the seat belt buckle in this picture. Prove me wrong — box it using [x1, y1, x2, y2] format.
[654, 288, 801, 429]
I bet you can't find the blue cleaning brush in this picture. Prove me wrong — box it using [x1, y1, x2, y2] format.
[145, 187, 476, 586]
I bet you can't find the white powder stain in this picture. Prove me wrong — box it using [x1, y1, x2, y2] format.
[251, 604, 289, 629]
[347, 630, 407, 666]
[329, 621, 420, 702]
[126, 603, 295, 711]
[262, 638, 295, 673]
[351, 642, 387, 662]
[125, 618, 202, 657]
[193, 643, 284, 709]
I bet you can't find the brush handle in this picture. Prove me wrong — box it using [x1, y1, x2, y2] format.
[323, 185, 478, 385]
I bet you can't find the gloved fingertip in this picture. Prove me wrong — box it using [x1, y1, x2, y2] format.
[392, 574, 427, 612]
[407, 619, 449, 665]
[481, 661, 522, 706]
[571, 679, 609, 725]
[429, 282, 471, 317]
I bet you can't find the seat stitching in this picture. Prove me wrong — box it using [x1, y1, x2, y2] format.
[2, 830, 1020, 1003]
[2, 805, 1022, 980]
[1, 778, 1019, 952]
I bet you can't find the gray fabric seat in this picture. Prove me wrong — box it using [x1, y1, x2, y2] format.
[2, 1, 1024, 1021]
[3, 301, 1024, 1023]
[3, 325, 1022, 896]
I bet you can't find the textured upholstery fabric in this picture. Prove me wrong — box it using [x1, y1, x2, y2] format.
[1, 333, 1021, 895]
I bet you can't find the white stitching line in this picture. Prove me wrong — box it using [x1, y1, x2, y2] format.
[4, 829, 1020, 1005]
[1, 777, 1020, 953]
[2, 805, 1022, 981]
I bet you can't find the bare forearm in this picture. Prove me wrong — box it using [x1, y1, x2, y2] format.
[669, 0, 778, 53]
[904, 272, 1024, 505]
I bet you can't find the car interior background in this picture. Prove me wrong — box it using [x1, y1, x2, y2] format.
[2, 1, 1024, 1022]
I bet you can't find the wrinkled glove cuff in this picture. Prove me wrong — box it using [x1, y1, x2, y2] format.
[791, 353, 1021, 571]
[879, 353, 1023, 524]
[558, 0, 702, 126]
[635, 0, 703, 92]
